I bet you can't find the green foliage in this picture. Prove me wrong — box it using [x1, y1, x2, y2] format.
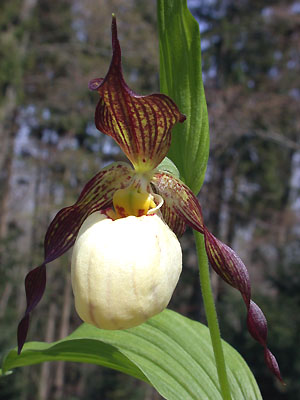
[157, 157, 180, 179]
[2, 310, 262, 400]
[157, 0, 209, 194]
[0, 39, 22, 99]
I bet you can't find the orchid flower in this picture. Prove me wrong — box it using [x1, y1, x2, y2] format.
[17, 16, 282, 384]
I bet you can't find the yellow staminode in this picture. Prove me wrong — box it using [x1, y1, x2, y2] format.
[113, 186, 156, 218]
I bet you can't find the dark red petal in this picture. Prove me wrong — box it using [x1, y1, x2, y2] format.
[17, 162, 133, 353]
[151, 172, 204, 234]
[153, 171, 283, 382]
[44, 162, 132, 262]
[17, 264, 46, 353]
[247, 300, 267, 345]
[17, 315, 29, 354]
[89, 16, 185, 171]
[264, 348, 284, 384]
[160, 201, 186, 237]
[203, 229, 283, 383]
[204, 228, 251, 298]
[248, 301, 284, 383]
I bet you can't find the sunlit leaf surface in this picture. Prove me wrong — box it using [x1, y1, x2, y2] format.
[157, 0, 209, 194]
[4, 310, 262, 400]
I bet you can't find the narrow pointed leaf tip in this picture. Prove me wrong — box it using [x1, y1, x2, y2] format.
[17, 162, 133, 353]
[89, 16, 186, 172]
[152, 171, 282, 383]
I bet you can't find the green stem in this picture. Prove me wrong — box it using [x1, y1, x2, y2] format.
[194, 230, 232, 400]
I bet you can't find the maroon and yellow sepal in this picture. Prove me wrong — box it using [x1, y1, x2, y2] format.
[88, 16, 185, 172]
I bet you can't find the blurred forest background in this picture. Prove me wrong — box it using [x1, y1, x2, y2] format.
[0, 0, 299, 399]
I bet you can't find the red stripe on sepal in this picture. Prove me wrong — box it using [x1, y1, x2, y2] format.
[160, 201, 186, 237]
[204, 228, 251, 296]
[44, 162, 133, 261]
[89, 16, 185, 171]
[151, 172, 204, 234]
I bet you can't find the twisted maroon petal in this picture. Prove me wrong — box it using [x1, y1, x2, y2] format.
[247, 300, 267, 345]
[44, 162, 132, 262]
[17, 162, 133, 353]
[89, 16, 185, 171]
[203, 228, 251, 298]
[152, 172, 204, 234]
[204, 229, 283, 383]
[248, 301, 284, 383]
[159, 200, 186, 237]
[153, 171, 283, 382]
[17, 264, 46, 353]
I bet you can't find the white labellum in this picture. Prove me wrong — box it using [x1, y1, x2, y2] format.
[71, 212, 182, 330]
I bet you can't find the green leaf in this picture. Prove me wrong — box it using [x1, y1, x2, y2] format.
[157, 0, 210, 194]
[3, 310, 261, 399]
[157, 157, 180, 179]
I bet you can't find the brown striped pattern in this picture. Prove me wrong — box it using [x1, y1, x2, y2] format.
[89, 16, 185, 171]
[203, 227, 251, 296]
[159, 201, 186, 238]
[152, 172, 204, 234]
[44, 162, 133, 262]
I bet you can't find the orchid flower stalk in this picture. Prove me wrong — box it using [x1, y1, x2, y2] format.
[17, 15, 282, 385]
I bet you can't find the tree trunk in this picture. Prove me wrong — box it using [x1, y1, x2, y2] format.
[0, 282, 13, 318]
[38, 303, 57, 400]
[0, 0, 38, 242]
[53, 275, 72, 399]
[0, 107, 17, 241]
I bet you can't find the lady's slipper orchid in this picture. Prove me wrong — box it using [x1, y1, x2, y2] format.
[17, 16, 282, 383]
